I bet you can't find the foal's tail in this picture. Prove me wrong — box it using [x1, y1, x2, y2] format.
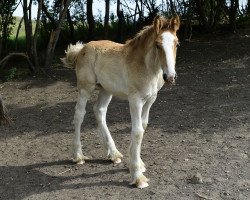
[61, 42, 85, 68]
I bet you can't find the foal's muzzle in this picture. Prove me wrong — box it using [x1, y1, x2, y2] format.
[163, 73, 176, 84]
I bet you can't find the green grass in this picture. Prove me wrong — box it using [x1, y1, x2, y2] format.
[8, 16, 37, 51]
[11, 16, 37, 39]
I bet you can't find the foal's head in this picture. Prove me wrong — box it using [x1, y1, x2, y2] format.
[153, 15, 180, 84]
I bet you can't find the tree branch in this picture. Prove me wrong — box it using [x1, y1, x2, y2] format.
[0, 53, 35, 72]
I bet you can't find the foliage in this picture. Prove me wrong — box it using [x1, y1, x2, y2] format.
[0, 0, 249, 78]
[0, 0, 17, 58]
[0, 67, 17, 81]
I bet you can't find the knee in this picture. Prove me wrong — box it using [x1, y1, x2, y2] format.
[131, 129, 144, 141]
[93, 105, 106, 117]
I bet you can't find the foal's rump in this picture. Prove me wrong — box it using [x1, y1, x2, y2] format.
[61, 42, 85, 68]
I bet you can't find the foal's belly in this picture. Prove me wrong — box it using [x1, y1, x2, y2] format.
[95, 64, 129, 99]
[99, 80, 129, 100]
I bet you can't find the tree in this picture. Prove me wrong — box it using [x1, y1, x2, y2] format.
[117, 0, 125, 42]
[104, 0, 110, 38]
[44, 0, 71, 68]
[248, 0, 250, 16]
[22, 0, 42, 69]
[194, 0, 228, 31]
[67, 9, 75, 41]
[169, 0, 176, 15]
[0, 0, 17, 59]
[229, 0, 239, 32]
[22, 0, 71, 70]
[86, 0, 95, 40]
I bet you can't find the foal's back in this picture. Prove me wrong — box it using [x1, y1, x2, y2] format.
[82, 40, 125, 56]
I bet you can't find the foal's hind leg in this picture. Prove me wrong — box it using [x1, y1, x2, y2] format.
[93, 88, 123, 163]
[73, 89, 92, 164]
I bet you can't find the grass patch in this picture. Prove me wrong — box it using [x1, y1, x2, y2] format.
[9, 16, 37, 51]
[11, 16, 36, 39]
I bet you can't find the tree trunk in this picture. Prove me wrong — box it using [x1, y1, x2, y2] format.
[67, 9, 75, 42]
[14, 17, 24, 51]
[169, 0, 176, 15]
[23, 0, 36, 66]
[213, 0, 226, 29]
[0, 95, 11, 125]
[104, 0, 110, 39]
[117, 0, 125, 42]
[0, 0, 16, 58]
[196, 0, 209, 30]
[229, 0, 239, 32]
[87, 0, 95, 41]
[33, 0, 43, 68]
[133, 0, 139, 32]
[44, 0, 71, 68]
[42, 3, 56, 28]
[183, 1, 193, 41]
[22, 0, 43, 69]
[248, 0, 250, 16]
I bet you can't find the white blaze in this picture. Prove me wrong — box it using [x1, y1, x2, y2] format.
[161, 32, 176, 78]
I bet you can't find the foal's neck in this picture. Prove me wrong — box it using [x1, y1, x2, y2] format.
[125, 28, 161, 74]
[145, 46, 162, 74]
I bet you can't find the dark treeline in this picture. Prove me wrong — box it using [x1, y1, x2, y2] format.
[0, 0, 249, 73]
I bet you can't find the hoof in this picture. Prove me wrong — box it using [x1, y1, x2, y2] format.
[75, 160, 85, 165]
[109, 150, 123, 164]
[137, 180, 149, 189]
[72, 154, 89, 164]
[130, 175, 149, 189]
[113, 158, 122, 164]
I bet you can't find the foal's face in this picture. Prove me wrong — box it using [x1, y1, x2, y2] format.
[155, 31, 179, 83]
[153, 16, 180, 84]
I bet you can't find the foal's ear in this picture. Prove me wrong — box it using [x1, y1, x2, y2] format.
[171, 15, 180, 31]
[153, 15, 163, 34]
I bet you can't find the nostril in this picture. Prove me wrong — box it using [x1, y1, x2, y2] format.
[168, 76, 174, 83]
[163, 73, 168, 81]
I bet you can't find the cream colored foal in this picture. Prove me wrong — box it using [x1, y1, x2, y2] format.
[62, 15, 180, 188]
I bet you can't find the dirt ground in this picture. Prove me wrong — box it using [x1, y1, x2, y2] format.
[0, 34, 249, 200]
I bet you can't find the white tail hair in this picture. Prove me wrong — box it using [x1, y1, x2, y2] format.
[61, 42, 84, 68]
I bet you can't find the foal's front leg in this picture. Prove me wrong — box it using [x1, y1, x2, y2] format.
[129, 97, 148, 188]
[142, 95, 157, 130]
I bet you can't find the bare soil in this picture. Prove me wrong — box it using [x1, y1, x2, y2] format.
[0, 35, 249, 200]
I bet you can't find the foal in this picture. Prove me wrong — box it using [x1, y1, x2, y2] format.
[62, 15, 180, 188]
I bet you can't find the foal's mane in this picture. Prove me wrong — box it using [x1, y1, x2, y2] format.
[125, 17, 173, 49]
[125, 25, 155, 49]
